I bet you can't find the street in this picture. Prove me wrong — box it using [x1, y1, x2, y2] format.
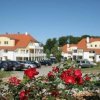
[11, 64, 58, 79]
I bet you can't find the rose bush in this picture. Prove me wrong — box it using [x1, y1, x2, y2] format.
[0, 63, 100, 100]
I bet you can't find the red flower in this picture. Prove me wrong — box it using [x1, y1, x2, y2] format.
[52, 66, 59, 72]
[60, 69, 73, 80]
[76, 76, 84, 85]
[8, 77, 21, 86]
[60, 71, 67, 80]
[74, 69, 82, 77]
[24, 68, 39, 79]
[51, 90, 59, 97]
[48, 71, 55, 78]
[84, 75, 91, 81]
[19, 90, 28, 100]
[64, 76, 75, 84]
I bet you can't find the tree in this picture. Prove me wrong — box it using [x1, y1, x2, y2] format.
[66, 35, 81, 44]
[45, 49, 50, 59]
[51, 44, 61, 62]
[44, 38, 57, 53]
[58, 36, 67, 46]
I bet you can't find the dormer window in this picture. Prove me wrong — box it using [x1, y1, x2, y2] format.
[4, 41, 8, 44]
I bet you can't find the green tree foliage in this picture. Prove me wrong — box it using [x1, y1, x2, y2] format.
[81, 35, 91, 38]
[58, 35, 81, 46]
[66, 35, 81, 44]
[51, 44, 61, 62]
[58, 36, 67, 46]
[45, 49, 50, 58]
[44, 38, 57, 53]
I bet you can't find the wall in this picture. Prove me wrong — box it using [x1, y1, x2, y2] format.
[0, 37, 15, 46]
[87, 41, 100, 48]
[2, 51, 15, 60]
[96, 55, 100, 62]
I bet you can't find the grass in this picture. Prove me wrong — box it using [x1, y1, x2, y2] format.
[82, 65, 100, 73]
[0, 71, 12, 79]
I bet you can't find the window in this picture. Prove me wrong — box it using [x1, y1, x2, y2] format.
[89, 51, 95, 53]
[4, 41, 8, 44]
[91, 45, 92, 47]
[95, 45, 97, 47]
[73, 49, 77, 53]
[26, 50, 28, 53]
[99, 56, 100, 58]
[21, 50, 25, 53]
[93, 51, 95, 53]
[82, 61, 85, 63]
[0, 41, 1, 44]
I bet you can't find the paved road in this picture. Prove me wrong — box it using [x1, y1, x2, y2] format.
[11, 64, 58, 79]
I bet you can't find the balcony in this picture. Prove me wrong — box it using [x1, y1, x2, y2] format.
[30, 53, 46, 57]
[15, 52, 46, 58]
[28, 45, 43, 49]
[15, 52, 30, 57]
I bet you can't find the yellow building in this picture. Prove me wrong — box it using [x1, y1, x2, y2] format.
[0, 33, 46, 61]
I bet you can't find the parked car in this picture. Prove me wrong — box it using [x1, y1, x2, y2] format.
[9, 61, 24, 71]
[50, 57, 57, 64]
[39, 60, 52, 66]
[76, 59, 94, 68]
[31, 61, 41, 68]
[90, 61, 97, 66]
[18, 61, 37, 69]
[0, 61, 13, 71]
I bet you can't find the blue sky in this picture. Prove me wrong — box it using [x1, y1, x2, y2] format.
[0, 0, 100, 43]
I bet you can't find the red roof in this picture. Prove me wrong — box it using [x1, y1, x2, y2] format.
[0, 33, 38, 50]
[89, 38, 100, 42]
[61, 44, 68, 53]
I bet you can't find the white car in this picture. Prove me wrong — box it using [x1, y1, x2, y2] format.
[19, 61, 37, 69]
[90, 61, 97, 66]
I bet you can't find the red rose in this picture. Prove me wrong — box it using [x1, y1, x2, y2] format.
[84, 75, 91, 81]
[8, 77, 21, 86]
[51, 90, 59, 97]
[74, 69, 82, 77]
[64, 76, 75, 84]
[48, 71, 55, 78]
[76, 76, 84, 85]
[52, 66, 59, 72]
[24, 68, 39, 79]
[60, 71, 67, 80]
[19, 90, 28, 100]
[60, 69, 73, 80]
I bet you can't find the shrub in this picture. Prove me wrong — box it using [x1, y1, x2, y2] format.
[0, 64, 100, 100]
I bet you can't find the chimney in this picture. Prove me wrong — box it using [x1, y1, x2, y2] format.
[67, 44, 69, 48]
[86, 37, 89, 43]
[25, 32, 28, 35]
[17, 32, 20, 34]
[6, 32, 8, 34]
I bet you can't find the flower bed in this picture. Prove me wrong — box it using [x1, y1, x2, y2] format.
[0, 64, 100, 100]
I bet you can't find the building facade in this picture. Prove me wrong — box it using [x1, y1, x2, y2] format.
[0, 33, 46, 61]
[61, 37, 100, 62]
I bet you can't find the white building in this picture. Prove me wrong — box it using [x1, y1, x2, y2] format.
[61, 37, 100, 62]
[0, 33, 46, 61]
